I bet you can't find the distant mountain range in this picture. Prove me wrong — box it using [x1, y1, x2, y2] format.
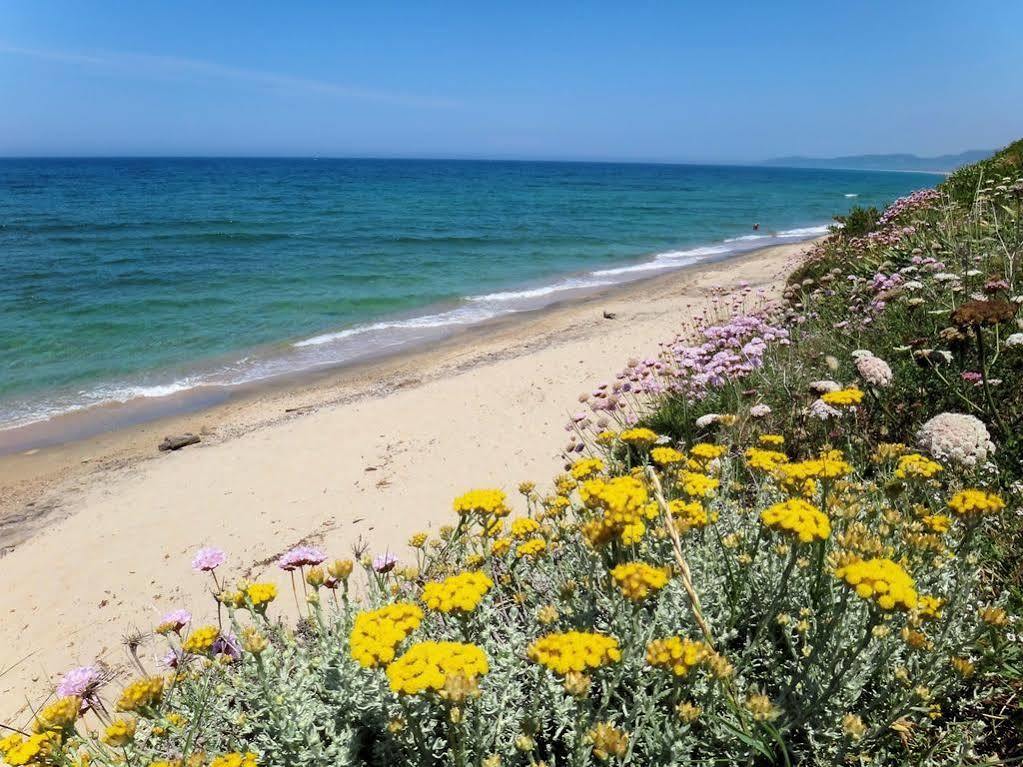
[761, 150, 991, 173]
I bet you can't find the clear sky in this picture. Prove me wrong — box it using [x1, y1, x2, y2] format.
[1, 1, 1020, 162]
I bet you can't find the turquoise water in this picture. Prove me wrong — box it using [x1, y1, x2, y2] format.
[0, 159, 937, 429]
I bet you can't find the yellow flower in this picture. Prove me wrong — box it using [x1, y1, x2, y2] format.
[821, 387, 864, 407]
[408, 532, 428, 548]
[650, 446, 685, 467]
[453, 489, 510, 518]
[610, 562, 670, 601]
[979, 605, 1008, 627]
[948, 489, 1005, 517]
[240, 627, 269, 655]
[349, 603, 423, 667]
[570, 457, 605, 480]
[490, 536, 512, 556]
[510, 517, 542, 539]
[209, 753, 258, 767]
[619, 427, 659, 449]
[116, 676, 164, 713]
[3, 733, 57, 766]
[516, 538, 547, 559]
[588, 722, 628, 762]
[528, 631, 621, 675]
[328, 559, 354, 581]
[745, 447, 789, 472]
[917, 595, 944, 621]
[182, 625, 220, 655]
[922, 514, 953, 534]
[245, 582, 277, 611]
[842, 713, 866, 741]
[33, 696, 80, 734]
[745, 693, 781, 722]
[421, 571, 493, 614]
[678, 472, 719, 499]
[689, 443, 726, 463]
[760, 499, 831, 543]
[645, 637, 709, 676]
[758, 434, 785, 447]
[669, 499, 715, 533]
[894, 454, 943, 480]
[595, 430, 617, 446]
[834, 558, 917, 611]
[103, 717, 137, 746]
[386, 641, 489, 695]
[579, 476, 653, 546]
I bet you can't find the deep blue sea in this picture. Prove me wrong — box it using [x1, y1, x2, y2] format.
[0, 158, 937, 431]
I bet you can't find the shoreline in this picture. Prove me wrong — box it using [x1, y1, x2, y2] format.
[0, 237, 814, 719]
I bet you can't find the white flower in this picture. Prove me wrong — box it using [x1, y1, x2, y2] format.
[903, 280, 924, 290]
[917, 412, 995, 468]
[809, 398, 842, 421]
[749, 404, 772, 418]
[695, 413, 721, 428]
[854, 352, 894, 388]
[1006, 333, 1023, 349]
[809, 379, 841, 394]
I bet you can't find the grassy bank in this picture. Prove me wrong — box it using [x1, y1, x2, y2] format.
[3, 143, 1022, 767]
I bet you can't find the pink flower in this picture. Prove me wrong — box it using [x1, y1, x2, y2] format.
[160, 609, 191, 632]
[373, 553, 398, 573]
[191, 547, 226, 572]
[278, 545, 326, 571]
[57, 666, 104, 709]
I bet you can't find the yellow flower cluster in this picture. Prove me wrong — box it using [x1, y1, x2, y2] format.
[760, 499, 831, 543]
[528, 631, 622, 675]
[619, 427, 659, 449]
[645, 637, 710, 676]
[33, 696, 80, 734]
[678, 472, 719, 499]
[894, 454, 943, 480]
[182, 625, 220, 655]
[116, 676, 164, 713]
[917, 595, 944, 621]
[209, 753, 258, 767]
[689, 443, 726, 463]
[453, 489, 510, 518]
[774, 451, 851, 494]
[510, 517, 541, 539]
[516, 538, 547, 559]
[922, 514, 953, 534]
[0, 733, 57, 766]
[103, 717, 137, 746]
[578, 476, 654, 546]
[745, 447, 789, 472]
[759, 434, 785, 447]
[350, 603, 424, 667]
[421, 571, 493, 614]
[588, 722, 629, 761]
[650, 446, 685, 466]
[669, 499, 715, 533]
[385, 641, 489, 695]
[821, 387, 864, 407]
[834, 558, 918, 611]
[245, 582, 277, 611]
[610, 562, 671, 601]
[948, 489, 1005, 517]
[569, 457, 605, 480]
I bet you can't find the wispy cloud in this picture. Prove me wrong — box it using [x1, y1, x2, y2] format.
[0, 43, 458, 109]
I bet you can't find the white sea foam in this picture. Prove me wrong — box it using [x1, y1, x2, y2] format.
[294, 305, 499, 347]
[723, 234, 770, 243]
[845, 193, 859, 198]
[468, 277, 614, 303]
[777, 225, 830, 237]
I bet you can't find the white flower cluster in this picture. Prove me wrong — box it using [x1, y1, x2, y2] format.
[917, 412, 995, 468]
[852, 350, 894, 388]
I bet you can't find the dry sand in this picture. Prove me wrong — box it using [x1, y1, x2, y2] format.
[0, 240, 812, 721]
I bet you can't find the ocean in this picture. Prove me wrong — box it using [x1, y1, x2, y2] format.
[0, 158, 937, 433]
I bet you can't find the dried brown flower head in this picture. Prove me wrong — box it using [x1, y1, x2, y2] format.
[950, 299, 1018, 328]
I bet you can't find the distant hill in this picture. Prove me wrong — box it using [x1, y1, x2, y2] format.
[761, 150, 991, 173]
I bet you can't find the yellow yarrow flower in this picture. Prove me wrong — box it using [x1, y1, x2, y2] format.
[758, 434, 785, 447]
[510, 517, 541, 539]
[948, 489, 1005, 517]
[650, 446, 685, 467]
[408, 532, 428, 549]
[3, 733, 58, 766]
[421, 571, 493, 614]
[588, 722, 629, 761]
[245, 582, 277, 611]
[745, 447, 789, 472]
[834, 558, 917, 611]
[349, 603, 423, 667]
[182, 625, 220, 655]
[894, 454, 943, 480]
[821, 387, 864, 407]
[453, 489, 510, 518]
[516, 538, 547, 559]
[490, 536, 512, 556]
[578, 476, 653, 546]
[102, 717, 137, 746]
[116, 676, 164, 712]
[619, 427, 659, 449]
[610, 562, 670, 601]
[922, 514, 953, 534]
[528, 631, 621, 675]
[669, 499, 716, 533]
[386, 641, 488, 695]
[209, 753, 258, 767]
[760, 499, 831, 543]
[689, 443, 726, 463]
[678, 471, 719, 499]
[32, 696, 80, 734]
[645, 637, 710, 676]
[570, 457, 605, 480]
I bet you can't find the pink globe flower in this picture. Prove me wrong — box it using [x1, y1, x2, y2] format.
[191, 547, 226, 572]
[278, 546, 327, 571]
[373, 552, 398, 573]
[160, 609, 192, 633]
[57, 665, 104, 709]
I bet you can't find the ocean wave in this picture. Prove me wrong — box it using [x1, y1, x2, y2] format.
[724, 234, 771, 242]
[777, 225, 830, 237]
[845, 193, 859, 198]
[468, 277, 614, 303]
[293, 305, 500, 347]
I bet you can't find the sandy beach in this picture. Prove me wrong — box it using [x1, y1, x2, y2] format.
[0, 240, 811, 721]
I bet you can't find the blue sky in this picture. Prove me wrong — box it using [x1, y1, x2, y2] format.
[1, 1, 1020, 161]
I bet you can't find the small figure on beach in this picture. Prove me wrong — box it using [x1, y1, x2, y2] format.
[753, 222, 760, 231]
